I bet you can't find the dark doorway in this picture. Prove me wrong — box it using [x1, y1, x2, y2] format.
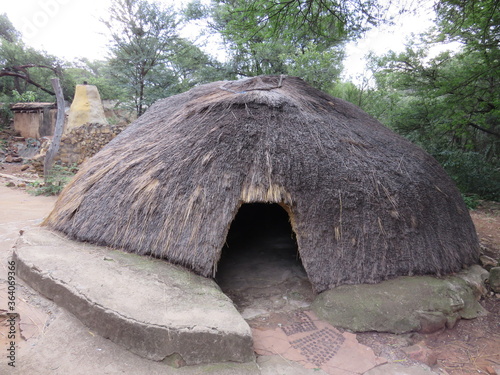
[215, 203, 314, 319]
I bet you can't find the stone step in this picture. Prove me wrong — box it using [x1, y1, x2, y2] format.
[13, 228, 254, 366]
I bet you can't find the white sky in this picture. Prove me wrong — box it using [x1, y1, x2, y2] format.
[1, 0, 114, 61]
[1, 0, 453, 80]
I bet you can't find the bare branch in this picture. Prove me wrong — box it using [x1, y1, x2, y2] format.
[0, 67, 56, 96]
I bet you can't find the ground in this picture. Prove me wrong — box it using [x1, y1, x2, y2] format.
[356, 200, 500, 375]
[0, 160, 499, 374]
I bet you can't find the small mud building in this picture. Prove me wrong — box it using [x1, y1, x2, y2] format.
[10, 102, 57, 138]
[44, 76, 479, 292]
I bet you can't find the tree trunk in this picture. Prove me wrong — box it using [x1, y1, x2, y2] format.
[43, 78, 65, 182]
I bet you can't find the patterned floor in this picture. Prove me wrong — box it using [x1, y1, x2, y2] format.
[252, 310, 387, 375]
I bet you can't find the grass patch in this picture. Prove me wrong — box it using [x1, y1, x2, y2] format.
[28, 164, 78, 196]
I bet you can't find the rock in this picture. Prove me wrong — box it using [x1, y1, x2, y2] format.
[363, 363, 438, 375]
[5, 181, 15, 187]
[21, 164, 30, 171]
[485, 365, 500, 375]
[312, 267, 488, 334]
[17, 183, 26, 188]
[6, 155, 23, 163]
[418, 312, 448, 333]
[258, 355, 330, 375]
[480, 255, 499, 270]
[456, 265, 490, 297]
[445, 313, 460, 329]
[14, 228, 254, 366]
[401, 343, 438, 366]
[489, 267, 500, 293]
[162, 352, 187, 368]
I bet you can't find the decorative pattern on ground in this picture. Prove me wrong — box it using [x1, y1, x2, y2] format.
[290, 327, 345, 367]
[252, 310, 387, 374]
[281, 311, 318, 336]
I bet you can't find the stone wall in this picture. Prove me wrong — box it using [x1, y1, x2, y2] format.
[55, 122, 127, 166]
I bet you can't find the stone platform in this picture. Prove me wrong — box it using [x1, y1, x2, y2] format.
[13, 228, 254, 366]
[11, 225, 490, 374]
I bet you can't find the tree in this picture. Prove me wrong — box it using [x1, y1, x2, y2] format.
[433, 0, 500, 144]
[356, 0, 500, 200]
[0, 63, 61, 97]
[186, 0, 389, 91]
[64, 58, 128, 101]
[0, 14, 64, 101]
[209, 0, 384, 47]
[435, 0, 499, 50]
[158, 38, 232, 94]
[0, 13, 21, 43]
[103, 0, 181, 116]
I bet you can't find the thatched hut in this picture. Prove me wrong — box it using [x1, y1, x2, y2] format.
[44, 75, 479, 293]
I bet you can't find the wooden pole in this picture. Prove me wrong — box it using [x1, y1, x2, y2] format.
[43, 78, 65, 181]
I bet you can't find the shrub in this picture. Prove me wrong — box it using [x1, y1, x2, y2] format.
[434, 150, 500, 202]
[28, 164, 78, 196]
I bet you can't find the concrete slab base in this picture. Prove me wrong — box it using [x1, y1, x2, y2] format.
[13, 228, 254, 366]
[16, 310, 260, 375]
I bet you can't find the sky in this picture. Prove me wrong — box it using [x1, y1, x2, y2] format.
[1, 0, 452, 80]
[2, 0, 114, 61]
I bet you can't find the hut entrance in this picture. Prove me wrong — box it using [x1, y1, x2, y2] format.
[215, 203, 314, 318]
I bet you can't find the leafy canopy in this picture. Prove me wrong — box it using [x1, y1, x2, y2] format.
[350, 0, 500, 200]
[103, 0, 181, 116]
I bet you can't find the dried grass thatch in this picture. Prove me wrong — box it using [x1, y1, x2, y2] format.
[44, 75, 479, 292]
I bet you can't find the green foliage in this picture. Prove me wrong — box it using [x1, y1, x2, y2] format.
[0, 96, 12, 129]
[11, 89, 37, 102]
[0, 13, 21, 43]
[362, 44, 500, 200]
[64, 59, 128, 101]
[435, 0, 500, 50]
[279, 43, 344, 93]
[0, 16, 62, 126]
[461, 194, 480, 210]
[0, 90, 37, 129]
[28, 164, 78, 196]
[330, 71, 396, 116]
[103, 0, 181, 115]
[192, 0, 387, 87]
[0, 14, 63, 102]
[349, 0, 500, 201]
[138, 38, 231, 104]
[434, 150, 500, 201]
[102, 0, 228, 115]
[209, 0, 383, 48]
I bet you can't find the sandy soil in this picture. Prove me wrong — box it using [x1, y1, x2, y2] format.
[0, 178, 58, 370]
[471, 201, 500, 259]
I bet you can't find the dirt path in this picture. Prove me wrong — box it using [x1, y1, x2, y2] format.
[471, 201, 500, 259]
[0, 183, 58, 369]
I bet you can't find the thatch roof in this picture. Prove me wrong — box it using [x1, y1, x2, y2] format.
[10, 102, 56, 112]
[44, 75, 479, 293]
